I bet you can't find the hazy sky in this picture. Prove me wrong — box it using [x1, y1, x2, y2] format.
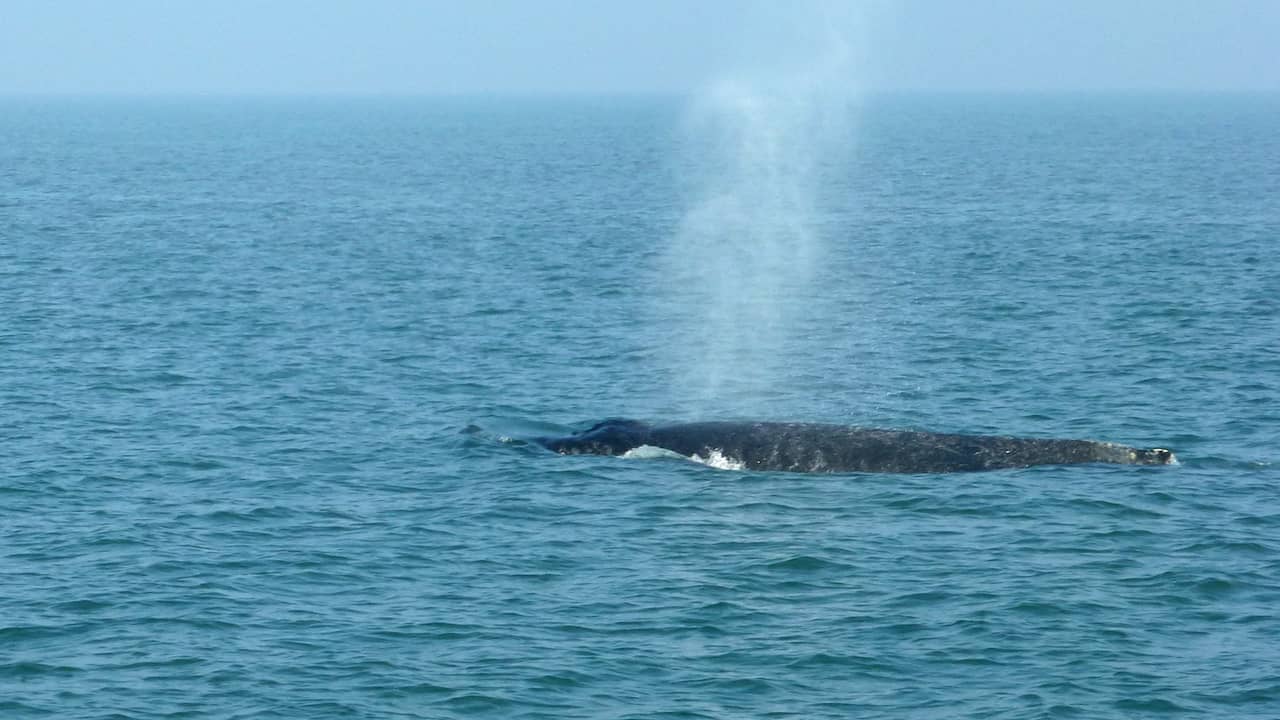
[1, 0, 1276, 95]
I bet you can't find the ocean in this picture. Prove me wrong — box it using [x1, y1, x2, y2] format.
[2, 93, 1278, 718]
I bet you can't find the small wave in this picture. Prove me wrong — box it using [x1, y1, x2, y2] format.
[761, 554, 851, 572]
[0, 661, 80, 677]
[1114, 697, 1195, 713]
[1182, 455, 1273, 471]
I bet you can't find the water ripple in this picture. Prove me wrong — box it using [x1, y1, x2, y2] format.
[4, 95, 1280, 720]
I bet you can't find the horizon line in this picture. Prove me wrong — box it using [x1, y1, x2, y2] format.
[2, 88, 1278, 99]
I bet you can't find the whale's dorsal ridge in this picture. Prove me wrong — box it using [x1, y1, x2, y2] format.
[537, 419, 1176, 474]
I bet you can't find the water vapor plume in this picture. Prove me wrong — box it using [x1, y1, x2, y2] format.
[657, 4, 863, 417]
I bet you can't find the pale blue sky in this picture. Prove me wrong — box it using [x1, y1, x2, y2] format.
[1, 0, 1276, 94]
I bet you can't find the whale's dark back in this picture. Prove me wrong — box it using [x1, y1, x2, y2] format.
[535, 419, 1175, 474]
[536, 418, 652, 457]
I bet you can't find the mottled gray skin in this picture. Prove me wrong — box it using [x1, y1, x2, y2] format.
[536, 419, 1175, 474]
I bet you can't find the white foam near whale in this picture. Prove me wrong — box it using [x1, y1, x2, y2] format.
[688, 448, 747, 471]
[621, 445, 689, 461]
[622, 444, 746, 471]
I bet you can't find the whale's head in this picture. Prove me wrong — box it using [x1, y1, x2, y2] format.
[537, 418, 652, 456]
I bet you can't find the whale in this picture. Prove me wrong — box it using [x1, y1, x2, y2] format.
[535, 419, 1175, 474]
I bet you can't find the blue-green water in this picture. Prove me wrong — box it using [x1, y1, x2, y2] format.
[2, 95, 1279, 718]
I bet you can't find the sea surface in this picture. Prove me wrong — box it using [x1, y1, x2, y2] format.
[2, 94, 1279, 718]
